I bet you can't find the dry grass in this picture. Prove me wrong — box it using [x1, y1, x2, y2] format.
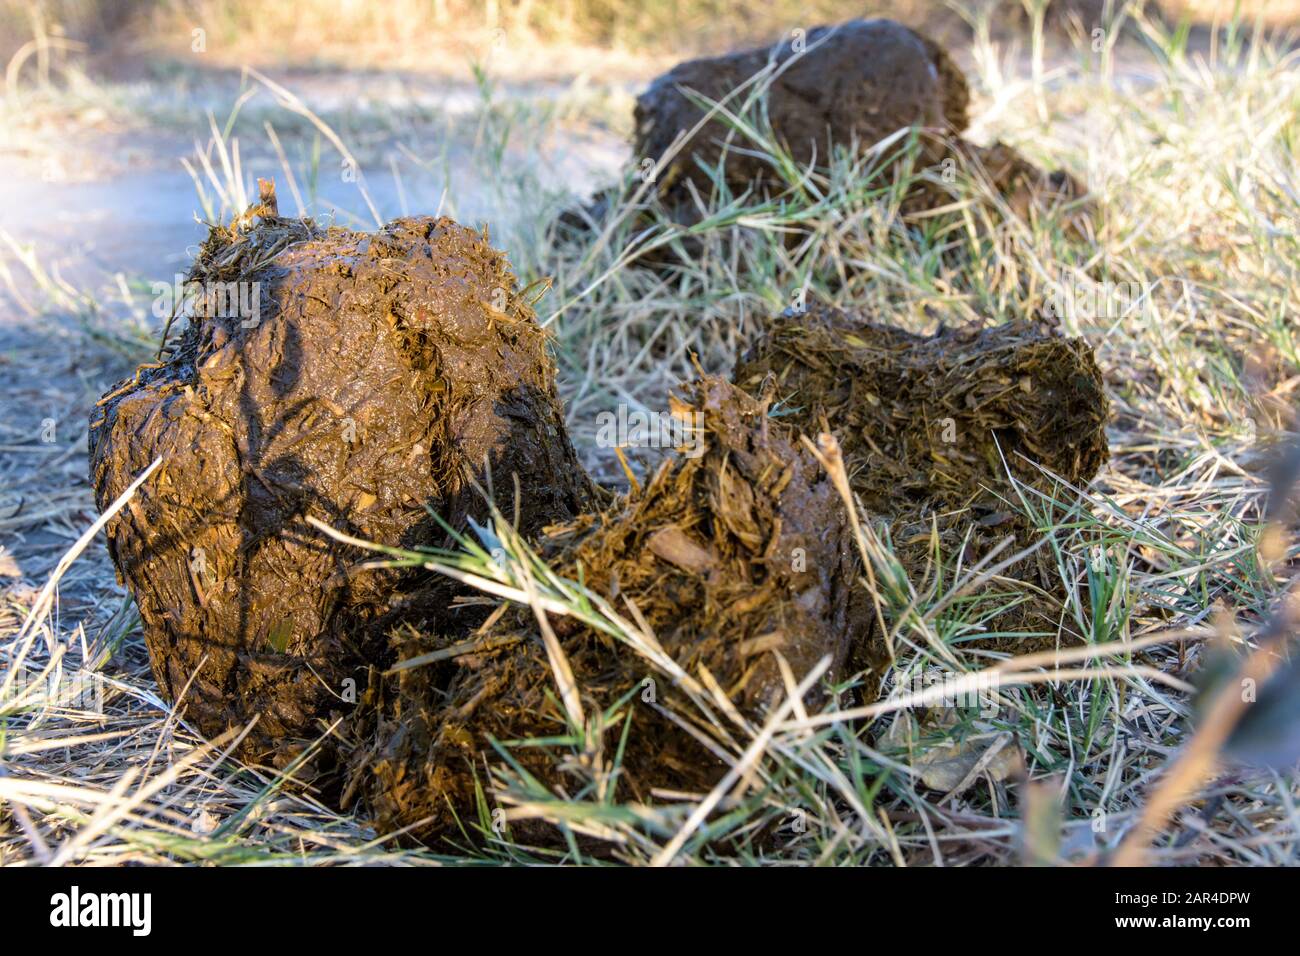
[2, 2, 1300, 865]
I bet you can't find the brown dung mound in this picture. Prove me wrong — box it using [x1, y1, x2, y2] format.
[633, 18, 969, 201]
[344, 376, 865, 842]
[89, 208, 593, 774]
[553, 18, 1087, 259]
[734, 305, 1109, 659]
[734, 305, 1110, 513]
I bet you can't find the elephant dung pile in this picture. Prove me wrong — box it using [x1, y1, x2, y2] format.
[734, 305, 1110, 513]
[734, 305, 1110, 657]
[89, 210, 592, 775]
[555, 17, 1087, 255]
[90, 188, 1110, 846]
[343, 376, 866, 840]
[634, 18, 969, 200]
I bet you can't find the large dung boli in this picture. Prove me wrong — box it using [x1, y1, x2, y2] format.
[90, 205, 593, 777]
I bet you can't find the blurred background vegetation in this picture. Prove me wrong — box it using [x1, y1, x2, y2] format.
[3, 0, 1297, 75]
